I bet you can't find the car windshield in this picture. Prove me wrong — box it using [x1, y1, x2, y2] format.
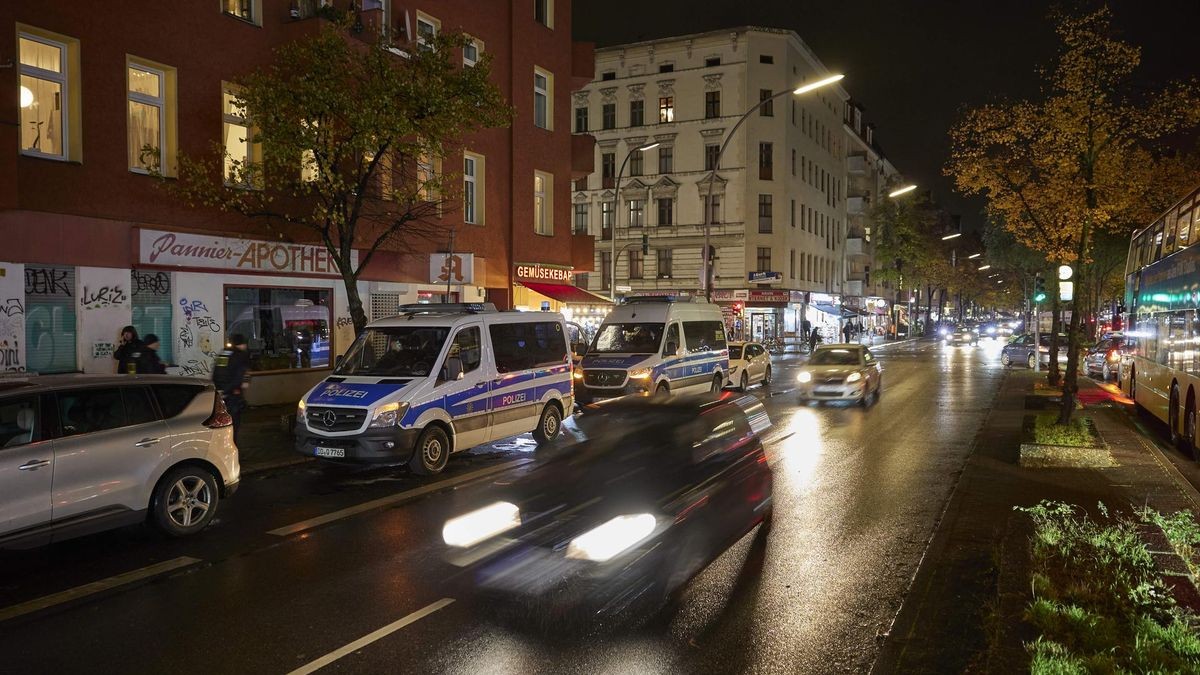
[590, 322, 665, 354]
[729, 345, 744, 360]
[335, 326, 451, 377]
[810, 348, 861, 366]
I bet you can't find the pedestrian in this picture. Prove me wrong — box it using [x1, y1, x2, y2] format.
[133, 334, 167, 374]
[842, 322, 852, 344]
[212, 333, 251, 441]
[113, 325, 143, 374]
[808, 326, 821, 353]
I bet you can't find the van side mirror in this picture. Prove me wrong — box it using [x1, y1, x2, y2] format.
[571, 341, 588, 357]
[665, 341, 678, 356]
[442, 356, 464, 382]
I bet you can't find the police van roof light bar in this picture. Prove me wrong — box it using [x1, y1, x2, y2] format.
[397, 303, 497, 316]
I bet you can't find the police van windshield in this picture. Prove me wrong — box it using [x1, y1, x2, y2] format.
[590, 323, 665, 354]
[336, 327, 451, 377]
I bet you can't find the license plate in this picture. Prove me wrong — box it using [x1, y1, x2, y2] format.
[314, 446, 345, 458]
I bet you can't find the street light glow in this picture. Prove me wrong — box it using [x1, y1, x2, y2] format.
[793, 74, 845, 95]
[977, 264, 992, 271]
[968, 253, 982, 259]
[888, 184, 918, 198]
[638, 141, 660, 152]
[942, 232, 962, 240]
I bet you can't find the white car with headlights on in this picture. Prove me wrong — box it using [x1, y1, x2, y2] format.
[797, 344, 882, 406]
[726, 341, 773, 391]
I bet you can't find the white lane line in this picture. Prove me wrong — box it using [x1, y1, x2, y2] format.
[268, 459, 532, 537]
[0, 556, 201, 623]
[288, 598, 455, 675]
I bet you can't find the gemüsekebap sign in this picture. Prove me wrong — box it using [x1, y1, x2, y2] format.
[137, 229, 356, 277]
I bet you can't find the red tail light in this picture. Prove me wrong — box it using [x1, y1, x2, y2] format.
[204, 393, 233, 428]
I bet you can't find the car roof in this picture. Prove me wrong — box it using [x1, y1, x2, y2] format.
[367, 311, 566, 329]
[0, 374, 211, 396]
[815, 343, 863, 350]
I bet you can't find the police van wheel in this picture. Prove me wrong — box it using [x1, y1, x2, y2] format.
[533, 404, 562, 445]
[711, 375, 723, 394]
[654, 383, 670, 397]
[410, 426, 450, 476]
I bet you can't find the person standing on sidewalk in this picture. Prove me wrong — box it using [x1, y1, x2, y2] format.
[114, 325, 143, 374]
[212, 334, 251, 441]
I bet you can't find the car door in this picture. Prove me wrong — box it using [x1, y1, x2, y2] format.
[863, 349, 880, 389]
[749, 344, 767, 381]
[50, 385, 172, 523]
[441, 324, 491, 449]
[0, 394, 54, 541]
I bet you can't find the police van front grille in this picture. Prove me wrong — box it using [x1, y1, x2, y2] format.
[584, 370, 627, 388]
[306, 407, 368, 432]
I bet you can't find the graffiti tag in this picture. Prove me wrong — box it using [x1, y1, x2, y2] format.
[81, 285, 128, 309]
[25, 268, 71, 296]
[0, 298, 23, 318]
[132, 271, 171, 296]
[336, 316, 355, 329]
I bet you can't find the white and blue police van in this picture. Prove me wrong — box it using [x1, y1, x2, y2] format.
[575, 296, 729, 403]
[294, 304, 573, 475]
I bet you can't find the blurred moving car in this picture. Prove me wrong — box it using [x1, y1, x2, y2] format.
[726, 341, 773, 391]
[796, 344, 882, 405]
[0, 375, 239, 548]
[1001, 333, 1069, 368]
[944, 326, 979, 346]
[1085, 335, 1133, 381]
[442, 395, 773, 622]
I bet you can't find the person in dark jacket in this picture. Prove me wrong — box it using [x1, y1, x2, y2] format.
[114, 325, 143, 374]
[134, 334, 168, 374]
[212, 333, 251, 440]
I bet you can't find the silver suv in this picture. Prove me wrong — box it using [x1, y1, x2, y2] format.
[0, 375, 240, 548]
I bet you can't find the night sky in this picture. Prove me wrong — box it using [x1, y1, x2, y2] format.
[573, 1, 1200, 231]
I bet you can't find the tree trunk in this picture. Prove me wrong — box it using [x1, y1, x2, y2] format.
[1059, 231, 1092, 425]
[341, 269, 369, 336]
[1048, 291, 1062, 387]
[924, 285, 933, 335]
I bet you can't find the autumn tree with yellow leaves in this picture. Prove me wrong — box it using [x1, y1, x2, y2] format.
[946, 5, 1200, 423]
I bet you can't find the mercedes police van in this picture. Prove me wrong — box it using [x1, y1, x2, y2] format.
[295, 304, 572, 475]
[575, 296, 729, 403]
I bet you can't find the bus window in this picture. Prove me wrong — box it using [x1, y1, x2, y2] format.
[1164, 210, 1179, 254]
[1168, 311, 1188, 371]
[1180, 206, 1195, 248]
[1152, 221, 1165, 262]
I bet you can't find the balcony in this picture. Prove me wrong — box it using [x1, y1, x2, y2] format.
[846, 237, 869, 259]
[848, 155, 868, 175]
[572, 41, 596, 90]
[572, 134, 596, 180]
[847, 196, 869, 215]
[571, 233, 595, 272]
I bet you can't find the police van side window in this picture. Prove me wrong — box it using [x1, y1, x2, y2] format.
[489, 322, 567, 373]
[449, 327, 482, 373]
[682, 321, 728, 353]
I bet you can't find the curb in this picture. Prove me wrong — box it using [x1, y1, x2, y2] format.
[1128, 417, 1200, 512]
[241, 455, 312, 476]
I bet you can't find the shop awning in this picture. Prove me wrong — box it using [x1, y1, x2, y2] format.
[520, 282, 613, 305]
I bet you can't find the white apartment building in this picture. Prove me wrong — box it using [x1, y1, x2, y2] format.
[571, 27, 852, 344]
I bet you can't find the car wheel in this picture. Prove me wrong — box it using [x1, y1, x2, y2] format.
[739, 372, 749, 392]
[151, 465, 220, 537]
[763, 366, 773, 386]
[1027, 354, 1037, 369]
[533, 404, 562, 445]
[409, 425, 450, 476]
[1001, 352, 1012, 367]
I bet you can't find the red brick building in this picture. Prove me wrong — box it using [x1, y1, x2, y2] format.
[0, 0, 597, 402]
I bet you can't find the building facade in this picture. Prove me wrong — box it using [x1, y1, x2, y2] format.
[571, 27, 854, 345]
[0, 0, 596, 402]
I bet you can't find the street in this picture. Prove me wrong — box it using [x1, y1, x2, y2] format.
[0, 340, 1006, 674]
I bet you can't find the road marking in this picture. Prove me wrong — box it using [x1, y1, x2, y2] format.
[0, 556, 201, 623]
[268, 459, 533, 537]
[288, 598, 455, 675]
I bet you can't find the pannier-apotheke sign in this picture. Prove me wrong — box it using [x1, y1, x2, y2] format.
[514, 263, 574, 284]
[138, 229, 356, 277]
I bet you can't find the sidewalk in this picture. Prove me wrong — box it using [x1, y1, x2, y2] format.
[873, 370, 1200, 673]
[236, 403, 306, 474]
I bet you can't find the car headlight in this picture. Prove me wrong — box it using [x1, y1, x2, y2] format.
[297, 398, 306, 417]
[846, 372, 863, 383]
[798, 371, 812, 383]
[442, 501, 521, 548]
[368, 401, 408, 428]
[573, 370, 584, 380]
[566, 514, 657, 562]
[629, 367, 653, 380]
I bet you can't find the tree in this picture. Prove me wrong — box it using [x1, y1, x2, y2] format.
[167, 24, 512, 334]
[946, 5, 1200, 423]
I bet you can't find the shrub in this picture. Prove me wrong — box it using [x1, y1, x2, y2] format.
[1033, 414, 1094, 447]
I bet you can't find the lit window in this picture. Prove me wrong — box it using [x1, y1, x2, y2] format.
[128, 65, 165, 173]
[658, 97, 674, 123]
[464, 154, 483, 225]
[534, 70, 551, 129]
[628, 199, 645, 227]
[18, 33, 69, 159]
[418, 153, 436, 201]
[222, 87, 255, 186]
[534, 172, 553, 235]
[222, 0, 259, 23]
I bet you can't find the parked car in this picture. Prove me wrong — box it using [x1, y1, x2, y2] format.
[726, 341, 773, 391]
[1085, 335, 1133, 381]
[0, 375, 239, 549]
[1001, 333, 1069, 368]
[442, 395, 773, 622]
[796, 344, 882, 405]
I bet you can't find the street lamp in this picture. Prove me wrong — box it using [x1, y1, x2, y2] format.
[967, 253, 982, 259]
[700, 73, 845, 300]
[977, 264, 991, 271]
[941, 232, 962, 241]
[609, 140, 661, 301]
[887, 184, 917, 198]
[885, 182, 917, 340]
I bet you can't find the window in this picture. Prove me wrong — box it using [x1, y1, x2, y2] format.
[658, 146, 673, 174]
[659, 63, 674, 73]
[126, 63, 170, 174]
[629, 149, 643, 176]
[534, 171, 552, 235]
[657, 249, 673, 278]
[416, 15, 438, 52]
[222, 85, 255, 186]
[791, 149, 796, 176]
[628, 199, 645, 227]
[629, 250, 644, 279]
[759, 54, 774, 64]
[534, 0, 553, 28]
[601, 152, 616, 188]
[682, 321, 727, 352]
[601, 200, 614, 239]
[574, 203, 589, 234]
[124, 387, 158, 426]
[447, 327, 482, 375]
[222, 0, 260, 23]
[760, 89, 774, 117]
[19, 31, 81, 160]
[225, 287, 332, 371]
[790, 249, 796, 279]
[601, 252, 612, 289]
[416, 153, 437, 201]
[703, 194, 721, 223]
[705, 91, 721, 119]
[705, 57, 721, 67]
[704, 144, 720, 171]
[574, 106, 588, 132]
[664, 323, 680, 355]
[463, 39, 480, 66]
[758, 194, 773, 233]
[757, 247, 771, 272]
[152, 384, 205, 419]
[534, 69, 551, 130]
[463, 154, 481, 224]
[0, 396, 40, 448]
[490, 322, 567, 373]
[658, 97, 674, 123]
[790, 199, 796, 228]
[602, 103, 616, 130]
[629, 99, 644, 126]
[24, 265, 77, 373]
[758, 142, 772, 180]
[601, 71, 616, 81]
[657, 198, 673, 226]
[58, 388, 126, 436]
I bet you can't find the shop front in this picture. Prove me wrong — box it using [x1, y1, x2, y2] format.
[512, 263, 612, 338]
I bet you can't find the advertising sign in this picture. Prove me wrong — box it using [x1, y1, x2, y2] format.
[748, 271, 783, 284]
[515, 263, 574, 284]
[139, 228, 354, 277]
[430, 253, 475, 284]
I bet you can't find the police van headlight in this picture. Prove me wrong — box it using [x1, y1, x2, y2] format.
[297, 398, 306, 418]
[369, 402, 408, 428]
[629, 367, 653, 381]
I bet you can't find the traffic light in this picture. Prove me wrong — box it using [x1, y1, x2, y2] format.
[641, 233, 649, 255]
[1033, 275, 1047, 303]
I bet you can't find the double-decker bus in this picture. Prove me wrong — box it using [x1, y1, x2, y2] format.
[1121, 184, 1200, 453]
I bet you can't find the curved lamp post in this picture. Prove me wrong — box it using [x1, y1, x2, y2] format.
[609, 140, 660, 302]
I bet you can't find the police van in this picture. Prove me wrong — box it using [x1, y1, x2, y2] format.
[294, 304, 572, 475]
[575, 296, 729, 403]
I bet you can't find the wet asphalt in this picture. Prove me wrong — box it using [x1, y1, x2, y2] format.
[0, 339, 1008, 674]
